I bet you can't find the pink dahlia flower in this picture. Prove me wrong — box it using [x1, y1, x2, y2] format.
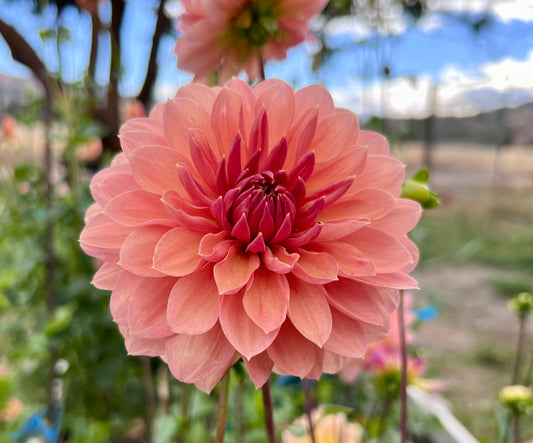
[80, 78, 420, 392]
[175, 0, 328, 82]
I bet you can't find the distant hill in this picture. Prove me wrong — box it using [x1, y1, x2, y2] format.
[384, 103, 533, 146]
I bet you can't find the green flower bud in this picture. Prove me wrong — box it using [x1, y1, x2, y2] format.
[499, 385, 532, 414]
[508, 292, 533, 320]
[401, 168, 439, 209]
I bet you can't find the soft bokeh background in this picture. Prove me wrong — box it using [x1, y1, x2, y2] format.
[1, 0, 532, 441]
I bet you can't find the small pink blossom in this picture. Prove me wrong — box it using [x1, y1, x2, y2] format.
[175, 0, 328, 82]
[120, 99, 147, 123]
[80, 78, 420, 392]
[1, 114, 16, 140]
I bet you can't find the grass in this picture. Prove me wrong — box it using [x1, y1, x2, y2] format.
[411, 186, 533, 440]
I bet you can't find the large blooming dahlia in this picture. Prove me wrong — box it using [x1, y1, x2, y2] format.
[80, 78, 420, 392]
[175, 0, 328, 82]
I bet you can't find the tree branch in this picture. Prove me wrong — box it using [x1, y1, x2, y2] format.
[137, 0, 170, 109]
[0, 18, 53, 98]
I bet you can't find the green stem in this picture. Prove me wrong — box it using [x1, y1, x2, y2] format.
[302, 379, 316, 443]
[216, 371, 231, 443]
[513, 412, 520, 443]
[398, 290, 408, 443]
[377, 394, 393, 439]
[512, 316, 526, 385]
[262, 379, 276, 443]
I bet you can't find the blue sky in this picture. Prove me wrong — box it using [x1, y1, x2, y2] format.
[1, 0, 532, 118]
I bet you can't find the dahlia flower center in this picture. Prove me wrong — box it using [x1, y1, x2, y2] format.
[227, 1, 280, 49]
[229, 171, 295, 247]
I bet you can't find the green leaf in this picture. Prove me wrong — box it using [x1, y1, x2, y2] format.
[412, 168, 429, 183]
[45, 304, 76, 336]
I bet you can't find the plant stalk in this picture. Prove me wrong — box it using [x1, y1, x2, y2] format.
[302, 379, 316, 443]
[512, 316, 526, 385]
[398, 290, 408, 443]
[216, 371, 231, 443]
[262, 379, 276, 443]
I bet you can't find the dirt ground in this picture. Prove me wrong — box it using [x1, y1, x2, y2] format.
[395, 142, 533, 439]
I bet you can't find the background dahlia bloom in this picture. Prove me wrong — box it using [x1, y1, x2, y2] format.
[80, 78, 420, 392]
[175, 0, 328, 82]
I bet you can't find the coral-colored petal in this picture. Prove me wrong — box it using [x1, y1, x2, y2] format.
[121, 326, 167, 357]
[243, 268, 289, 333]
[153, 228, 204, 276]
[287, 276, 332, 347]
[356, 272, 419, 290]
[320, 188, 396, 222]
[267, 321, 319, 378]
[351, 155, 405, 197]
[110, 272, 144, 324]
[213, 245, 260, 294]
[128, 145, 188, 194]
[220, 292, 279, 360]
[294, 84, 334, 122]
[371, 198, 421, 236]
[92, 262, 122, 290]
[119, 225, 170, 277]
[263, 244, 300, 274]
[291, 249, 338, 284]
[80, 213, 131, 249]
[167, 266, 219, 335]
[128, 277, 176, 339]
[310, 241, 375, 277]
[166, 324, 235, 383]
[105, 190, 172, 226]
[325, 279, 384, 325]
[322, 350, 345, 374]
[345, 227, 413, 273]
[199, 232, 235, 261]
[356, 130, 389, 155]
[211, 86, 243, 157]
[314, 219, 368, 242]
[311, 110, 359, 162]
[324, 308, 367, 358]
[244, 352, 274, 388]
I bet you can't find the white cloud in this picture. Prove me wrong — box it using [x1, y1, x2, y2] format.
[330, 49, 533, 118]
[429, 0, 533, 23]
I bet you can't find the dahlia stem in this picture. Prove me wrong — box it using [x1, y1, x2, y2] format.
[398, 290, 408, 443]
[513, 412, 521, 443]
[512, 315, 526, 385]
[215, 371, 230, 443]
[302, 379, 316, 443]
[262, 379, 277, 443]
[258, 51, 266, 81]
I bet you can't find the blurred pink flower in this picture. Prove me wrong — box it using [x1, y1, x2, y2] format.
[77, 138, 103, 162]
[76, 0, 107, 14]
[1, 114, 16, 140]
[80, 78, 420, 392]
[120, 99, 147, 123]
[1, 397, 23, 423]
[175, 0, 328, 82]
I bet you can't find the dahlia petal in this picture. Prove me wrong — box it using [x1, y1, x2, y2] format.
[212, 87, 243, 157]
[225, 78, 256, 137]
[265, 138, 288, 173]
[284, 223, 322, 249]
[161, 192, 218, 232]
[291, 249, 338, 284]
[80, 214, 131, 249]
[345, 227, 413, 273]
[356, 130, 389, 155]
[285, 108, 318, 169]
[306, 145, 367, 194]
[166, 324, 235, 384]
[254, 80, 294, 153]
[153, 228, 203, 277]
[263, 244, 299, 274]
[314, 220, 368, 242]
[92, 262, 122, 290]
[243, 352, 274, 388]
[356, 272, 419, 290]
[324, 308, 367, 358]
[325, 279, 384, 325]
[127, 277, 176, 339]
[105, 190, 172, 226]
[322, 350, 345, 374]
[294, 84, 335, 122]
[246, 233, 266, 253]
[163, 97, 215, 155]
[175, 83, 218, 114]
[161, 189, 211, 218]
[231, 213, 251, 243]
[220, 292, 278, 360]
[122, 328, 167, 357]
[128, 145, 188, 194]
[213, 245, 260, 294]
[243, 268, 289, 333]
[267, 321, 319, 378]
[248, 108, 268, 160]
[91, 171, 139, 207]
[194, 359, 237, 393]
[312, 110, 359, 162]
[199, 233, 235, 261]
[84, 202, 101, 223]
[370, 198, 422, 236]
[167, 267, 219, 335]
[351, 155, 405, 197]
[177, 164, 214, 205]
[110, 272, 144, 324]
[120, 121, 166, 155]
[310, 242, 375, 277]
[287, 276, 332, 347]
[401, 236, 420, 273]
[227, 134, 243, 186]
[119, 225, 170, 277]
[320, 188, 396, 222]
